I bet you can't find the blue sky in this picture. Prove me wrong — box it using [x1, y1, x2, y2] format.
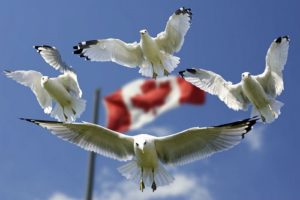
[0, 0, 299, 199]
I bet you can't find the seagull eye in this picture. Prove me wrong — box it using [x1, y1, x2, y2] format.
[144, 141, 147, 145]
[136, 143, 139, 147]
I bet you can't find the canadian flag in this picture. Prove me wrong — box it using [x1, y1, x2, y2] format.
[104, 76, 205, 132]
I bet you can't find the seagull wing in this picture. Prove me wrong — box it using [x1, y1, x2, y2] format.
[254, 36, 290, 97]
[34, 45, 73, 73]
[180, 68, 249, 111]
[155, 7, 192, 54]
[56, 71, 82, 98]
[4, 70, 52, 113]
[155, 117, 258, 166]
[22, 119, 135, 161]
[73, 39, 143, 68]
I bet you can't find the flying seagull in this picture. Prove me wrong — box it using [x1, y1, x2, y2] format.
[21, 117, 258, 192]
[180, 36, 290, 123]
[73, 7, 192, 79]
[4, 45, 86, 122]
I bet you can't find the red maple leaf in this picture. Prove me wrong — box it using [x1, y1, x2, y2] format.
[131, 80, 172, 114]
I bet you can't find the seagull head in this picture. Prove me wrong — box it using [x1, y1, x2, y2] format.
[140, 29, 148, 36]
[241, 72, 251, 80]
[134, 135, 152, 154]
[41, 76, 49, 84]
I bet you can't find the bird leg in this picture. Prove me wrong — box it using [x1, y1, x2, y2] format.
[151, 168, 157, 192]
[163, 69, 169, 76]
[72, 108, 76, 115]
[140, 168, 145, 192]
[268, 104, 276, 117]
[151, 62, 158, 79]
[62, 107, 68, 121]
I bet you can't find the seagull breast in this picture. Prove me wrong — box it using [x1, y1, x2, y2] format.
[242, 75, 270, 109]
[140, 32, 161, 63]
[134, 135, 159, 169]
[42, 78, 73, 106]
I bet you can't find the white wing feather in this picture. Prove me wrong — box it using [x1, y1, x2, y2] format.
[4, 70, 52, 113]
[34, 45, 73, 73]
[73, 39, 143, 68]
[55, 71, 82, 98]
[155, 117, 257, 166]
[155, 7, 192, 54]
[23, 119, 135, 161]
[180, 68, 249, 110]
[254, 36, 290, 97]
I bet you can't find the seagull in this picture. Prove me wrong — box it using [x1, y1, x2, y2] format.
[21, 117, 258, 192]
[4, 45, 86, 122]
[179, 36, 290, 123]
[73, 7, 192, 79]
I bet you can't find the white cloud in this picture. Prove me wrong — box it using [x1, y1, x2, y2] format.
[246, 126, 265, 151]
[48, 172, 213, 200]
[95, 173, 213, 200]
[48, 192, 78, 200]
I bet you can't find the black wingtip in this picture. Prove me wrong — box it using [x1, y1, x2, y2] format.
[275, 37, 282, 44]
[33, 45, 40, 50]
[282, 35, 290, 41]
[20, 117, 63, 125]
[175, 7, 192, 21]
[20, 117, 33, 122]
[242, 116, 259, 138]
[275, 35, 290, 44]
[186, 68, 197, 74]
[213, 116, 259, 139]
[73, 49, 83, 55]
[178, 70, 185, 78]
[3, 69, 12, 74]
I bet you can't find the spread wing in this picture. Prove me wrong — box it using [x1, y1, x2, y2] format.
[21, 118, 135, 161]
[254, 36, 290, 97]
[4, 70, 52, 113]
[180, 68, 249, 111]
[155, 117, 258, 166]
[55, 71, 82, 98]
[34, 45, 73, 73]
[155, 7, 192, 54]
[73, 39, 143, 68]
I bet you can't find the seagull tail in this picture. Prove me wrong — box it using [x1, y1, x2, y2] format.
[70, 97, 86, 119]
[251, 99, 284, 123]
[118, 161, 174, 188]
[138, 54, 180, 78]
[139, 61, 154, 78]
[153, 162, 175, 187]
[50, 103, 66, 122]
[50, 98, 86, 122]
[161, 53, 180, 74]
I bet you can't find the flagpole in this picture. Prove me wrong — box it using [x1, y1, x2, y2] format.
[85, 88, 100, 200]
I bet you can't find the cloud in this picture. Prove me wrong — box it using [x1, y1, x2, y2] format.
[245, 126, 265, 151]
[48, 192, 78, 200]
[96, 173, 213, 200]
[48, 172, 213, 200]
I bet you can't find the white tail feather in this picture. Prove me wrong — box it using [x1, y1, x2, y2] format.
[139, 61, 153, 78]
[161, 53, 180, 74]
[251, 99, 284, 123]
[118, 161, 174, 188]
[139, 54, 180, 78]
[51, 103, 65, 122]
[50, 97, 86, 122]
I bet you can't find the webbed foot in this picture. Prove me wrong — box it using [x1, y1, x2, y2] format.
[151, 181, 157, 192]
[140, 179, 145, 192]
